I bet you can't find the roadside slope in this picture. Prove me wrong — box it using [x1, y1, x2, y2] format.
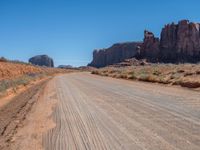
[0, 61, 73, 99]
[0, 79, 49, 149]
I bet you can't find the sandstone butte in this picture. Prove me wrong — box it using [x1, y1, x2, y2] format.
[89, 20, 200, 68]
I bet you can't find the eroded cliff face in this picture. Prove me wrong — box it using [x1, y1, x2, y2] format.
[89, 20, 200, 68]
[140, 30, 160, 62]
[88, 42, 142, 68]
[160, 20, 200, 62]
[139, 20, 200, 63]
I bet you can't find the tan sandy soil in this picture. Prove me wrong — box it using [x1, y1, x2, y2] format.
[0, 79, 49, 149]
[7, 79, 57, 150]
[0, 77, 50, 108]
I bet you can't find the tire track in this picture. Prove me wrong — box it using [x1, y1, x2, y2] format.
[43, 73, 200, 150]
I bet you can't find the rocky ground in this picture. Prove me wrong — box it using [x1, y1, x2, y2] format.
[91, 63, 200, 89]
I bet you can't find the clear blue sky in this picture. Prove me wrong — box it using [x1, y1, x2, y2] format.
[0, 0, 199, 67]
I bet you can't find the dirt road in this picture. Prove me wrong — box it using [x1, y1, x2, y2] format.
[2, 72, 200, 149]
[41, 73, 200, 150]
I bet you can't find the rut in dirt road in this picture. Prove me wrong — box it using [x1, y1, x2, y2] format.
[43, 73, 200, 150]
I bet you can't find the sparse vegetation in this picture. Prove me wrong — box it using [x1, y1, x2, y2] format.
[0, 61, 74, 95]
[91, 64, 200, 89]
[0, 73, 48, 94]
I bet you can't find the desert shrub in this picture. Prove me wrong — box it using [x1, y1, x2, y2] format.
[0, 73, 47, 93]
[102, 70, 108, 73]
[14, 75, 34, 86]
[111, 73, 119, 78]
[0, 80, 11, 92]
[196, 70, 200, 75]
[108, 69, 117, 74]
[103, 73, 109, 76]
[26, 73, 38, 77]
[177, 69, 185, 73]
[138, 74, 150, 81]
[184, 72, 194, 77]
[170, 73, 181, 80]
[153, 69, 161, 76]
[118, 74, 127, 79]
[36, 72, 48, 79]
[170, 75, 175, 80]
[128, 72, 137, 80]
[157, 76, 170, 84]
[137, 72, 160, 83]
[91, 70, 99, 74]
[139, 69, 148, 75]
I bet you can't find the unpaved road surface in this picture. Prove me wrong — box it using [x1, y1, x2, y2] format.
[41, 73, 200, 150]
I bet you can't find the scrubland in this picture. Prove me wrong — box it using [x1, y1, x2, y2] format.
[0, 60, 73, 96]
[92, 63, 200, 88]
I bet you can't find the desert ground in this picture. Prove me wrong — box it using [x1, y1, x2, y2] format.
[92, 63, 200, 89]
[1, 72, 200, 150]
[1, 1, 200, 150]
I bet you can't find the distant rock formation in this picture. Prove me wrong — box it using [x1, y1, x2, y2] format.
[140, 30, 160, 62]
[89, 20, 200, 68]
[29, 55, 54, 67]
[58, 65, 73, 69]
[109, 58, 149, 67]
[159, 20, 200, 62]
[141, 20, 200, 63]
[88, 42, 142, 68]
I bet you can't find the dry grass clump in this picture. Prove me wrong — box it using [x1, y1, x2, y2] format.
[0, 61, 75, 95]
[0, 73, 46, 93]
[91, 64, 200, 88]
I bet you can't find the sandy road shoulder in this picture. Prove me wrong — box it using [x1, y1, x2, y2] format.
[8, 79, 58, 150]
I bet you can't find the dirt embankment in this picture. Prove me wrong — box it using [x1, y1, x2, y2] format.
[0, 61, 72, 80]
[0, 79, 49, 150]
[0, 61, 74, 149]
[91, 64, 200, 89]
[0, 61, 74, 98]
[0, 62, 42, 80]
